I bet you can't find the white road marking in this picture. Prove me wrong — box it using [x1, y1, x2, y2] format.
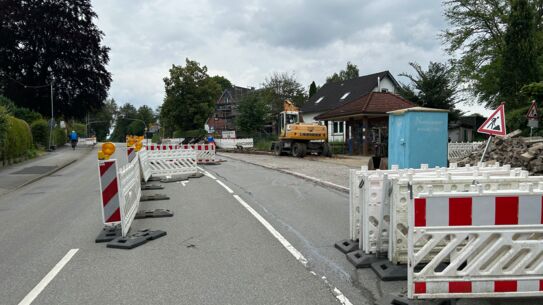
[200, 169, 217, 180]
[181, 181, 189, 187]
[216, 179, 234, 193]
[282, 170, 349, 191]
[232, 194, 353, 305]
[18, 249, 79, 305]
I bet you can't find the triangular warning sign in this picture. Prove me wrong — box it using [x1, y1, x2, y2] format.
[477, 104, 507, 136]
[527, 100, 539, 119]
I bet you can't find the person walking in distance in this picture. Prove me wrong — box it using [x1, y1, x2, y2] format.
[69, 130, 78, 150]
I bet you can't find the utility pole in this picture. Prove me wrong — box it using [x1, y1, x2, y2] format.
[47, 80, 54, 151]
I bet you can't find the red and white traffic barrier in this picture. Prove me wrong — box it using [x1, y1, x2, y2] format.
[98, 160, 122, 224]
[144, 143, 220, 164]
[408, 189, 543, 300]
[127, 146, 136, 163]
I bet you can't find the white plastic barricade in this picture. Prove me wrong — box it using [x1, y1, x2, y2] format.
[408, 187, 543, 300]
[145, 144, 219, 164]
[355, 164, 526, 256]
[138, 149, 152, 182]
[79, 137, 97, 146]
[388, 173, 543, 265]
[448, 141, 484, 160]
[117, 154, 142, 237]
[144, 149, 198, 178]
[215, 138, 254, 149]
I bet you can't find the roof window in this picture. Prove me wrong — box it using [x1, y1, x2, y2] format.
[315, 97, 324, 104]
[340, 92, 350, 100]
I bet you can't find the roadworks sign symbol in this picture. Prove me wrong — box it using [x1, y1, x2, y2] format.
[527, 100, 539, 119]
[477, 104, 507, 136]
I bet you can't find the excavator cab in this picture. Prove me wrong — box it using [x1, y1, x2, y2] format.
[279, 111, 300, 137]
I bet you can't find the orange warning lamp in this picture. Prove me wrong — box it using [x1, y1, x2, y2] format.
[135, 141, 142, 151]
[97, 150, 106, 160]
[102, 142, 116, 159]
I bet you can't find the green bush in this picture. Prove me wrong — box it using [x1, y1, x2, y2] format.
[31, 119, 49, 148]
[1, 116, 33, 162]
[0, 106, 8, 149]
[174, 129, 207, 138]
[254, 139, 273, 151]
[151, 133, 161, 143]
[53, 128, 67, 147]
[172, 130, 183, 138]
[0, 95, 42, 123]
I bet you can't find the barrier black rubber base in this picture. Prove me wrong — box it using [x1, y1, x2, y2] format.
[135, 209, 174, 219]
[190, 172, 204, 178]
[133, 229, 167, 240]
[140, 194, 170, 201]
[334, 239, 359, 254]
[141, 184, 164, 190]
[148, 176, 162, 181]
[378, 294, 457, 305]
[106, 235, 148, 249]
[346, 250, 386, 268]
[95, 224, 121, 243]
[371, 261, 407, 281]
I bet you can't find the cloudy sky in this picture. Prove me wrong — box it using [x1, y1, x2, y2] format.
[91, 0, 490, 116]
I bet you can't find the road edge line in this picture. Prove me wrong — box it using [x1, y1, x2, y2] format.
[18, 248, 79, 305]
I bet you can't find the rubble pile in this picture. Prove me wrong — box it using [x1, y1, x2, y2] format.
[458, 130, 543, 175]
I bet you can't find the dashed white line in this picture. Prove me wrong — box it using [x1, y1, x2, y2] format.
[216, 179, 234, 193]
[18, 249, 79, 305]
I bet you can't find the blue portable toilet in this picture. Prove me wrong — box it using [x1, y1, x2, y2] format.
[387, 107, 448, 169]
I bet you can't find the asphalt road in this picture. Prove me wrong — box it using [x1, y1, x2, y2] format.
[1, 147, 541, 305]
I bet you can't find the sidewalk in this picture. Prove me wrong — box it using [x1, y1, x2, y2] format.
[219, 152, 370, 191]
[0, 144, 93, 196]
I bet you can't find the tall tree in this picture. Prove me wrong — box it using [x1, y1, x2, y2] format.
[89, 98, 117, 141]
[0, 0, 111, 118]
[498, 0, 540, 108]
[236, 92, 268, 136]
[211, 75, 232, 93]
[326, 62, 360, 83]
[160, 59, 222, 134]
[442, 0, 543, 108]
[309, 81, 317, 98]
[110, 103, 138, 141]
[398, 62, 462, 119]
[261, 72, 306, 114]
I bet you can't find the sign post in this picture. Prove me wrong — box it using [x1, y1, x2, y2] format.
[477, 103, 507, 163]
[526, 100, 539, 139]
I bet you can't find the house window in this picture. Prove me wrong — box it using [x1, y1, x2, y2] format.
[333, 122, 344, 134]
[381, 88, 389, 93]
[315, 96, 324, 104]
[340, 92, 350, 100]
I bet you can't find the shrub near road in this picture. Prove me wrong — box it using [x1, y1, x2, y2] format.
[0, 112, 33, 165]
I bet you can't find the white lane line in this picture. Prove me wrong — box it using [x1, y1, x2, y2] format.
[18, 249, 79, 305]
[282, 170, 349, 191]
[232, 194, 353, 305]
[216, 179, 234, 194]
[199, 168, 217, 180]
[233, 195, 308, 266]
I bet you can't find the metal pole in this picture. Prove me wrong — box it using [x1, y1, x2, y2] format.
[48, 81, 54, 150]
[480, 136, 492, 163]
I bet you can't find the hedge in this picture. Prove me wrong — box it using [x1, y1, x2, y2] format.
[1, 115, 33, 163]
[31, 119, 49, 148]
[54, 128, 67, 147]
[68, 123, 87, 138]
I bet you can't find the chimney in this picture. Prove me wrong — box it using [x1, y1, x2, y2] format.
[377, 77, 381, 92]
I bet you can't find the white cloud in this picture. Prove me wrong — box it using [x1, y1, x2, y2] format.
[91, 0, 487, 115]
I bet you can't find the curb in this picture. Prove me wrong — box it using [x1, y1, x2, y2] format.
[218, 154, 349, 194]
[16, 159, 78, 190]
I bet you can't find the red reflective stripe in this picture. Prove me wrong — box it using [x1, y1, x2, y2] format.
[414, 282, 426, 294]
[449, 282, 472, 293]
[495, 281, 517, 292]
[99, 161, 114, 176]
[540, 280, 543, 291]
[205, 145, 209, 151]
[495, 197, 519, 225]
[449, 197, 472, 226]
[541, 197, 543, 224]
[106, 208, 121, 222]
[102, 178, 118, 206]
[415, 198, 426, 227]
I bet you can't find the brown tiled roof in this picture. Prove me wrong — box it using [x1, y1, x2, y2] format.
[315, 92, 415, 120]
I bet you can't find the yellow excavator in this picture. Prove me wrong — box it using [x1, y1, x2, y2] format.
[271, 100, 331, 157]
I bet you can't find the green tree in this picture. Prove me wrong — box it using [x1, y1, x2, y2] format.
[442, 0, 543, 108]
[236, 93, 268, 136]
[211, 75, 232, 93]
[326, 61, 360, 83]
[398, 62, 462, 120]
[89, 98, 117, 141]
[309, 81, 317, 98]
[160, 59, 222, 135]
[0, 0, 111, 118]
[261, 72, 306, 114]
[498, 0, 540, 108]
[110, 103, 138, 141]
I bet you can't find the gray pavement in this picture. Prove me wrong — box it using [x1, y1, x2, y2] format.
[0, 144, 93, 196]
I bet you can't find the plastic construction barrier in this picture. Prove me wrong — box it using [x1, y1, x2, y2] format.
[350, 163, 524, 255]
[97, 155, 142, 237]
[138, 149, 152, 182]
[408, 186, 543, 300]
[117, 154, 142, 237]
[388, 173, 543, 265]
[145, 144, 220, 164]
[142, 149, 198, 178]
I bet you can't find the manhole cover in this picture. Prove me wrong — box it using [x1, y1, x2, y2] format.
[12, 166, 57, 175]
